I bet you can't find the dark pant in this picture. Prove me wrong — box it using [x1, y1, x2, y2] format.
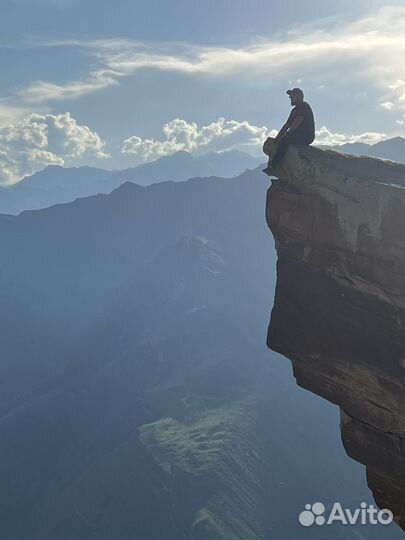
[271, 133, 313, 168]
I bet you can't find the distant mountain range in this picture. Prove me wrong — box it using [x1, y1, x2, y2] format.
[325, 135, 404, 162]
[0, 149, 262, 214]
[0, 168, 385, 539]
[0, 137, 403, 216]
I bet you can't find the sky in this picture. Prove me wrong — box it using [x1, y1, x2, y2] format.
[0, 0, 404, 184]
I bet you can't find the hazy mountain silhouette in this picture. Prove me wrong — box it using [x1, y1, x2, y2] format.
[0, 150, 262, 215]
[1, 139, 402, 216]
[0, 186, 25, 214]
[0, 167, 401, 539]
[106, 149, 262, 188]
[327, 136, 404, 162]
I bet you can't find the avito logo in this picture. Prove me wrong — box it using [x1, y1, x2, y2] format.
[299, 501, 393, 527]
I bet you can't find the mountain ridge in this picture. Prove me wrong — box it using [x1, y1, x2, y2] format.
[0, 149, 262, 215]
[1, 137, 403, 215]
[1, 161, 395, 538]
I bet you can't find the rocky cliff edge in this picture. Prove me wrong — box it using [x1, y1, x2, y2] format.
[264, 137, 405, 526]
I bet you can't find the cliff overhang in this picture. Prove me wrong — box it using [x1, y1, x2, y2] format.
[265, 138, 405, 526]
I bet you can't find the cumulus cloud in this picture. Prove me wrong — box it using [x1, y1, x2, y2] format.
[0, 113, 390, 184]
[17, 6, 405, 115]
[121, 117, 274, 160]
[121, 117, 387, 160]
[314, 126, 386, 146]
[0, 112, 109, 185]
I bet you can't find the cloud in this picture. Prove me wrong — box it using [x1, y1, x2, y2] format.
[19, 69, 123, 103]
[0, 113, 390, 184]
[16, 6, 405, 113]
[314, 126, 386, 146]
[121, 117, 387, 160]
[0, 112, 109, 185]
[121, 117, 275, 160]
[380, 101, 394, 111]
[383, 79, 405, 122]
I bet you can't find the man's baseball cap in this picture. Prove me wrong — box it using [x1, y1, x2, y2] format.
[287, 87, 304, 97]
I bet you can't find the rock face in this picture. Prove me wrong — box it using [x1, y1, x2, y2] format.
[264, 137, 405, 527]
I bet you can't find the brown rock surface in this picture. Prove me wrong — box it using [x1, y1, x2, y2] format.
[264, 137, 405, 527]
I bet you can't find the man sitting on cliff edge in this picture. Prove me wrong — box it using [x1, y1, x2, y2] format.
[263, 87, 315, 175]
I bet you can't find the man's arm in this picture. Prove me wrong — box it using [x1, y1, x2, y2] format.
[287, 116, 303, 135]
[275, 122, 290, 141]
